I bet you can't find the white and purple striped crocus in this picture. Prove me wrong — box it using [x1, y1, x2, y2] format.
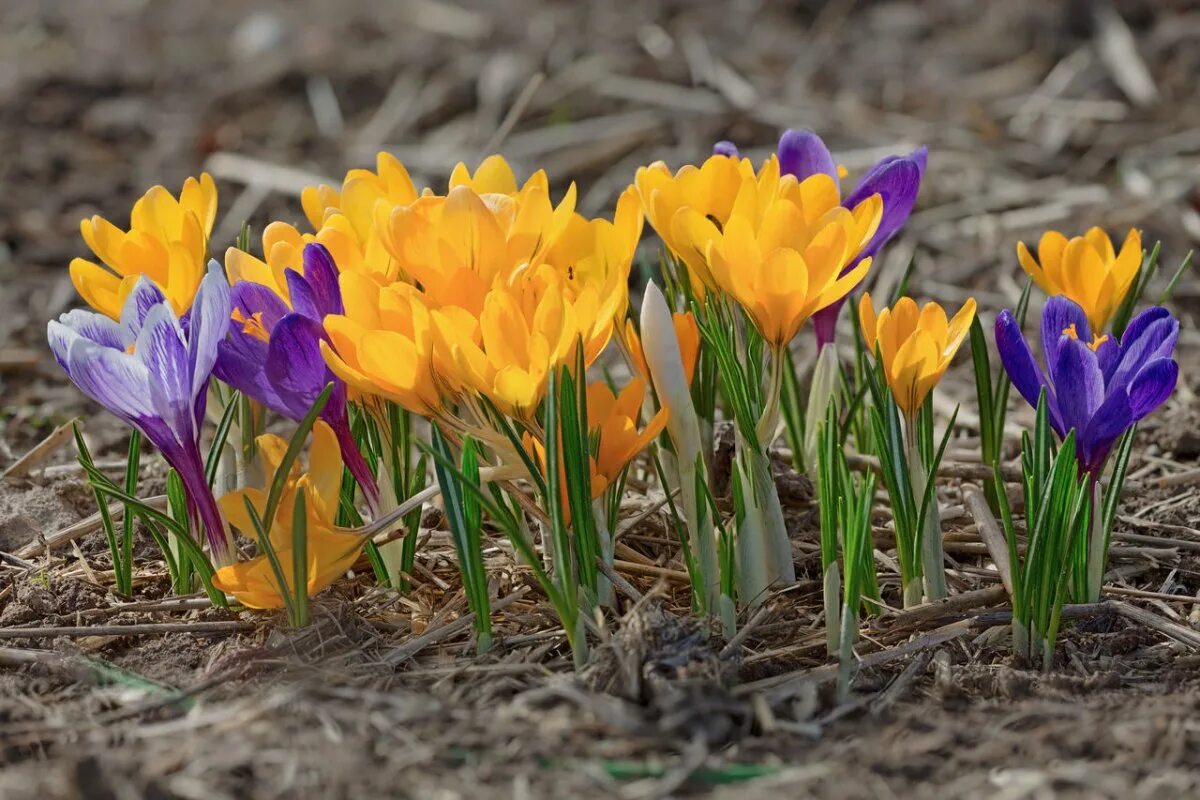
[714, 129, 926, 347]
[213, 243, 378, 507]
[995, 296, 1179, 475]
[48, 263, 234, 563]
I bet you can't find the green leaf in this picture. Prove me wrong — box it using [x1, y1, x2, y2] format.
[1158, 250, 1194, 304]
[74, 423, 122, 591]
[291, 491, 310, 627]
[205, 390, 242, 488]
[432, 428, 492, 652]
[261, 384, 333, 537]
[243, 495, 296, 622]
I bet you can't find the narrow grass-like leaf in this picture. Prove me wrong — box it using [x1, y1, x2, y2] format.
[432, 428, 492, 652]
[291, 491, 310, 627]
[1158, 250, 1194, 303]
[261, 384, 332, 537]
[204, 390, 241, 488]
[73, 423, 123, 591]
[243, 495, 297, 622]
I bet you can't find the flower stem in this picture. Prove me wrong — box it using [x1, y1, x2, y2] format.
[905, 419, 946, 603]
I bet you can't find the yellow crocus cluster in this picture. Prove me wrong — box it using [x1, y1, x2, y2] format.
[636, 154, 882, 347]
[214, 421, 366, 609]
[859, 293, 976, 417]
[322, 155, 643, 422]
[70, 174, 217, 318]
[1017, 228, 1141, 333]
[224, 153, 423, 292]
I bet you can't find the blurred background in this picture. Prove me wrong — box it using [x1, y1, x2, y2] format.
[2, 0, 1199, 448]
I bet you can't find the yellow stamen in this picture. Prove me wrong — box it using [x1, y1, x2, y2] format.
[1062, 324, 1109, 352]
[232, 308, 271, 343]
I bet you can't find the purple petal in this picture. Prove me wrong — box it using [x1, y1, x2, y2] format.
[777, 129, 837, 182]
[811, 301, 843, 348]
[1049, 336, 1104, 439]
[120, 278, 167, 341]
[301, 243, 343, 317]
[135, 305, 192, 450]
[1129, 358, 1178, 420]
[1080, 387, 1133, 471]
[265, 314, 332, 418]
[995, 310, 1061, 433]
[54, 309, 126, 352]
[187, 262, 231, 404]
[231, 282, 290, 333]
[713, 140, 741, 158]
[1095, 336, 1120, 379]
[1040, 296, 1092, 374]
[214, 334, 292, 418]
[1119, 306, 1172, 349]
[1110, 310, 1179, 392]
[285, 268, 320, 321]
[842, 157, 923, 261]
[58, 329, 156, 423]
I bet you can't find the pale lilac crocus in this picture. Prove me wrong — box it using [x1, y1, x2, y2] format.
[714, 129, 926, 346]
[214, 243, 378, 507]
[48, 263, 234, 563]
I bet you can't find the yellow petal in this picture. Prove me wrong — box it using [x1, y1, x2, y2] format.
[69, 259, 124, 320]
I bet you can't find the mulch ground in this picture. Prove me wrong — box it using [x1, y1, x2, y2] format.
[2, 1, 1200, 798]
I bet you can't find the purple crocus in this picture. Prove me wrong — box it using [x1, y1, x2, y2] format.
[214, 243, 378, 508]
[48, 263, 234, 563]
[714, 130, 926, 347]
[995, 296, 1179, 474]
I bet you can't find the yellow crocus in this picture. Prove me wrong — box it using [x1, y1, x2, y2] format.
[859, 293, 976, 417]
[299, 152, 421, 280]
[69, 173, 217, 318]
[1017, 228, 1141, 333]
[430, 268, 602, 419]
[375, 172, 579, 314]
[320, 272, 444, 416]
[635, 154, 757, 294]
[525, 377, 668, 503]
[698, 172, 882, 348]
[586, 378, 669, 496]
[214, 421, 365, 609]
[224, 221, 309, 301]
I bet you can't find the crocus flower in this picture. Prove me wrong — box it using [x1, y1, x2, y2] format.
[716, 131, 926, 347]
[214, 420, 366, 609]
[48, 263, 233, 562]
[859, 293, 976, 418]
[634, 154, 755, 295]
[301, 152, 421, 280]
[638, 150, 882, 348]
[524, 376, 668, 504]
[321, 272, 444, 417]
[69, 174, 218, 320]
[1016, 228, 1141, 333]
[995, 296, 1177, 473]
[703, 180, 882, 349]
[585, 378, 669, 496]
[215, 242, 377, 506]
[430, 266, 610, 419]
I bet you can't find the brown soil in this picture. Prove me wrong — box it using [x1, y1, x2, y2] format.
[3, 1, 1200, 798]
